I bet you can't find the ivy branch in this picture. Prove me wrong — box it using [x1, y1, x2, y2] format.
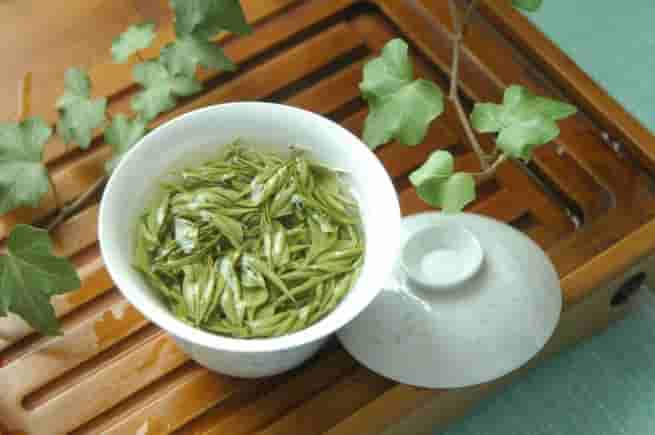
[0, 1, 251, 335]
[447, 0, 493, 170]
[360, 0, 576, 212]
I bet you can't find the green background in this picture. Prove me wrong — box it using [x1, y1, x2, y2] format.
[439, 2, 655, 434]
[527, 0, 655, 132]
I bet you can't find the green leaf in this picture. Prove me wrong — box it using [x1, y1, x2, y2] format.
[170, 0, 252, 39]
[360, 39, 444, 149]
[360, 39, 413, 100]
[408, 150, 454, 186]
[501, 85, 577, 122]
[0, 118, 52, 214]
[111, 22, 156, 63]
[496, 117, 559, 160]
[104, 115, 148, 173]
[512, 0, 543, 12]
[0, 224, 81, 335]
[416, 172, 476, 213]
[409, 150, 476, 213]
[56, 68, 107, 149]
[469, 103, 503, 133]
[160, 35, 236, 77]
[131, 60, 202, 121]
[470, 85, 576, 159]
[528, 97, 577, 121]
[132, 87, 176, 122]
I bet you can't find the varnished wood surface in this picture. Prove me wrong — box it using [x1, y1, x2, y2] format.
[1, 1, 654, 434]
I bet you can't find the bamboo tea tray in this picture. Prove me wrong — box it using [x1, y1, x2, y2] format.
[2, 1, 655, 434]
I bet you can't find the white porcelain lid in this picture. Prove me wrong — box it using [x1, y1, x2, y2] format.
[338, 212, 562, 388]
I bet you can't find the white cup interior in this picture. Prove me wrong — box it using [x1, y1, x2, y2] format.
[99, 102, 401, 353]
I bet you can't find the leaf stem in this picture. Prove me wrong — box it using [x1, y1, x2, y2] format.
[46, 175, 108, 232]
[462, 0, 480, 35]
[447, 0, 491, 170]
[474, 154, 507, 182]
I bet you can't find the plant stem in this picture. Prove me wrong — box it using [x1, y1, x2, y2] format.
[18, 72, 32, 121]
[447, 0, 462, 99]
[474, 154, 507, 182]
[462, 0, 480, 34]
[447, 0, 491, 170]
[46, 175, 108, 232]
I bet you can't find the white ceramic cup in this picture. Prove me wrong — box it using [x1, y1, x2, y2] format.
[99, 102, 401, 378]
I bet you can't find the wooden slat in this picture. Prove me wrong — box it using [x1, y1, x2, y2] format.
[562, 217, 655, 305]
[178, 349, 357, 435]
[285, 60, 366, 114]
[550, 177, 655, 281]
[27, 334, 187, 435]
[253, 368, 393, 435]
[323, 385, 437, 435]
[526, 224, 562, 250]
[4, 299, 147, 400]
[469, 188, 531, 223]
[51, 205, 100, 258]
[98, 367, 250, 435]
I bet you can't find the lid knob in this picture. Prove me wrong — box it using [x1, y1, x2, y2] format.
[401, 222, 483, 292]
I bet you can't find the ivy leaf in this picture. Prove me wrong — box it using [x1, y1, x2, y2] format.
[496, 117, 559, 160]
[470, 85, 576, 159]
[104, 115, 148, 173]
[170, 0, 252, 39]
[363, 81, 444, 149]
[111, 22, 157, 63]
[0, 224, 81, 336]
[408, 150, 454, 186]
[512, 0, 543, 12]
[416, 172, 476, 213]
[56, 68, 107, 149]
[131, 60, 202, 121]
[409, 150, 475, 213]
[360, 39, 444, 149]
[468, 103, 504, 133]
[360, 38, 413, 100]
[0, 118, 52, 214]
[161, 35, 236, 77]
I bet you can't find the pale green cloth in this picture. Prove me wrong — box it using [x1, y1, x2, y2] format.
[527, 0, 655, 133]
[439, 3, 655, 433]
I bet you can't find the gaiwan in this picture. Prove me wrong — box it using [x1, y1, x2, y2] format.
[133, 142, 364, 338]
